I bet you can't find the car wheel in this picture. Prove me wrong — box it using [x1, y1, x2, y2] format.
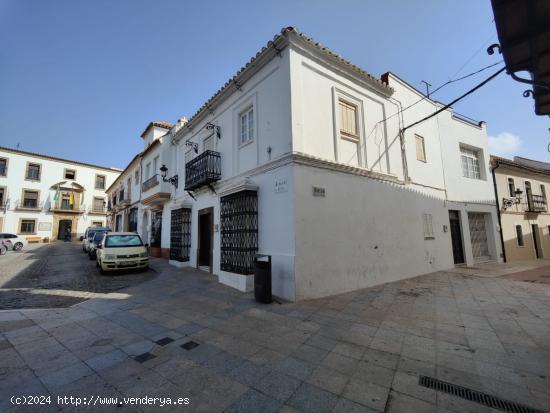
[13, 242, 23, 251]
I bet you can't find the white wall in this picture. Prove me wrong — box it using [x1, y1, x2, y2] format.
[293, 163, 454, 300]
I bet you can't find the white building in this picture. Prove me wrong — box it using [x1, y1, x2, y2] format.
[155, 27, 503, 301]
[0, 146, 120, 241]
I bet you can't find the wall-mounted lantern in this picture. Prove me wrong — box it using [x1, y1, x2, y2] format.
[514, 188, 523, 204]
[160, 164, 178, 189]
[185, 140, 198, 154]
[205, 122, 221, 139]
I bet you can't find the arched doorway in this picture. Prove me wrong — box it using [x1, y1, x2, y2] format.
[57, 220, 72, 241]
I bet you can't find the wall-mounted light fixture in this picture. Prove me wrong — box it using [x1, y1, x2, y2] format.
[514, 188, 523, 204]
[185, 140, 199, 154]
[205, 122, 221, 139]
[160, 164, 178, 189]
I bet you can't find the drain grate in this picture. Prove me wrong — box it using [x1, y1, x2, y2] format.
[181, 341, 199, 350]
[419, 376, 544, 413]
[155, 337, 174, 346]
[133, 352, 157, 363]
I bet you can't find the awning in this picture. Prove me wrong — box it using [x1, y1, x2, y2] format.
[491, 0, 550, 115]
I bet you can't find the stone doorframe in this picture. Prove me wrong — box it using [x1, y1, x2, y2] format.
[52, 214, 80, 241]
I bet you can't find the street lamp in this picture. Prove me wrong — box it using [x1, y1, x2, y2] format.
[160, 165, 178, 189]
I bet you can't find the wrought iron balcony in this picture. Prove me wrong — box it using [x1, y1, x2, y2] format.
[49, 203, 85, 213]
[527, 194, 547, 213]
[142, 174, 159, 192]
[88, 206, 107, 214]
[185, 150, 221, 191]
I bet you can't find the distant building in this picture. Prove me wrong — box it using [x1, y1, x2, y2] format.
[0, 146, 120, 241]
[491, 156, 550, 261]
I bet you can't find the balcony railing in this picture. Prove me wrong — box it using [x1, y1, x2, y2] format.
[49, 203, 85, 213]
[185, 150, 221, 191]
[15, 200, 43, 211]
[142, 174, 159, 192]
[527, 194, 547, 213]
[88, 206, 107, 214]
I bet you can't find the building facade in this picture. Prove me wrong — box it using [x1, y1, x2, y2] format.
[163, 27, 502, 301]
[0, 146, 120, 241]
[491, 156, 550, 261]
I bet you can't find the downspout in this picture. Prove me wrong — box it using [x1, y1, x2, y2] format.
[491, 161, 507, 262]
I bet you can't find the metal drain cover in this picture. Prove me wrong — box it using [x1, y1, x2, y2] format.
[133, 352, 157, 363]
[181, 341, 199, 350]
[155, 337, 174, 346]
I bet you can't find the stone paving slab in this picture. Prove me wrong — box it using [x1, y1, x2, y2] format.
[1, 243, 550, 412]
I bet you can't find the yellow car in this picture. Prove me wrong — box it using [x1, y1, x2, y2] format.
[96, 232, 149, 274]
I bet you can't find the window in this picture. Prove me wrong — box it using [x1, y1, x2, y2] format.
[126, 178, 131, 199]
[92, 221, 103, 227]
[0, 187, 5, 206]
[239, 107, 254, 145]
[423, 213, 435, 239]
[134, 169, 139, 184]
[0, 158, 7, 176]
[153, 156, 159, 175]
[26, 163, 41, 181]
[516, 225, 524, 246]
[145, 163, 151, 179]
[460, 146, 481, 179]
[548, 225, 550, 240]
[508, 178, 515, 197]
[541, 184, 546, 199]
[339, 99, 358, 141]
[415, 135, 426, 162]
[95, 175, 106, 190]
[19, 219, 36, 234]
[93, 197, 104, 212]
[64, 169, 76, 179]
[22, 190, 39, 208]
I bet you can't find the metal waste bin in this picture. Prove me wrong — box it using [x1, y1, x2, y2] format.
[254, 254, 272, 304]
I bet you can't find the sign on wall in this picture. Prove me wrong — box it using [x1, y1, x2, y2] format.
[38, 222, 52, 231]
[274, 177, 288, 193]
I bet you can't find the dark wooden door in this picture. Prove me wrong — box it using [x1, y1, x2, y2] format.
[532, 224, 541, 258]
[197, 208, 213, 271]
[449, 211, 464, 264]
[58, 220, 72, 240]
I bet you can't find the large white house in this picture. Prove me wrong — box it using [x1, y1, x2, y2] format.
[160, 27, 502, 302]
[0, 146, 120, 241]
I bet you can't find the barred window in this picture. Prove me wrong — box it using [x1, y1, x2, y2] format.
[170, 208, 191, 262]
[220, 190, 258, 274]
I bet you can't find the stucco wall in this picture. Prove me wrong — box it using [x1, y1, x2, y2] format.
[293, 163, 454, 300]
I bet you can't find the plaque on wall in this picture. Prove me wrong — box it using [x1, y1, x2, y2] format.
[38, 222, 52, 231]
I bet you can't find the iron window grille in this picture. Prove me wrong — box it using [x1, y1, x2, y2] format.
[170, 208, 191, 262]
[220, 190, 258, 274]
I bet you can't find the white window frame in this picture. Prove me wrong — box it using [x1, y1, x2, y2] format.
[415, 134, 427, 162]
[460, 145, 482, 180]
[423, 213, 435, 239]
[332, 88, 366, 166]
[239, 106, 255, 146]
[153, 156, 159, 176]
[338, 99, 359, 142]
[145, 163, 151, 180]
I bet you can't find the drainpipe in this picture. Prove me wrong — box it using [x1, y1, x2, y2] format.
[491, 161, 507, 262]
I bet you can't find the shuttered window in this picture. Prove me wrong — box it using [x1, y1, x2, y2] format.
[339, 100, 358, 140]
[93, 197, 104, 211]
[423, 213, 434, 239]
[23, 190, 38, 208]
[415, 135, 426, 162]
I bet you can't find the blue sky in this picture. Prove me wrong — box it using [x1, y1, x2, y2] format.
[1, 0, 548, 169]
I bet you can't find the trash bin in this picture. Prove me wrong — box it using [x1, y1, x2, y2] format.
[254, 254, 272, 304]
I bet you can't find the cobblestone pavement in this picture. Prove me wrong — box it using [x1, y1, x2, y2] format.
[1, 244, 549, 412]
[0, 242, 156, 309]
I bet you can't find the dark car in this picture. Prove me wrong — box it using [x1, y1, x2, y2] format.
[88, 231, 109, 260]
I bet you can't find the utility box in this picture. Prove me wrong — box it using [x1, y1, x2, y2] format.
[254, 254, 272, 304]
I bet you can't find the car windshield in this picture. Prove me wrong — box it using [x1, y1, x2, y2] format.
[87, 231, 97, 240]
[93, 232, 107, 242]
[105, 235, 143, 248]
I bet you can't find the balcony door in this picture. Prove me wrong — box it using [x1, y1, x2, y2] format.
[197, 207, 213, 273]
[532, 224, 542, 259]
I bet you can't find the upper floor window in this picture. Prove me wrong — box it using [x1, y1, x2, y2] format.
[0, 158, 7, 176]
[22, 190, 39, 208]
[338, 99, 358, 141]
[93, 197, 104, 212]
[26, 163, 41, 181]
[134, 169, 139, 185]
[95, 174, 106, 190]
[153, 156, 159, 175]
[64, 169, 76, 180]
[240, 107, 254, 145]
[415, 135, 426, 162]
[145, 163, 151, 179]
[508, 178, 515, 197]
[541, 184, 546, 199]
[460, 146, 481, 179]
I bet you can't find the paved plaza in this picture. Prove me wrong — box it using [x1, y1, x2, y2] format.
[1, 243, 550, 412]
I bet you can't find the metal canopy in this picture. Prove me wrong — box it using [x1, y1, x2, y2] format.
[491, 0, 550, 115]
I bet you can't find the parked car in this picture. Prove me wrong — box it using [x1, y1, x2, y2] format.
[96, 232, 148, 274]
[82, 227, 111, 252]
[88, 230, 109, 260]
[0, 233, 26, 251]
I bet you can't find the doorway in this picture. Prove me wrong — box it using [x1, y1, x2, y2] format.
[532, 224, 542, 258]
[449, 210, 465, 264]
[197, 207, 213, 273]
[57, 220, 72, 241]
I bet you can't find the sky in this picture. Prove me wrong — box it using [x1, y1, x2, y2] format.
[1, 0, 548, 169]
